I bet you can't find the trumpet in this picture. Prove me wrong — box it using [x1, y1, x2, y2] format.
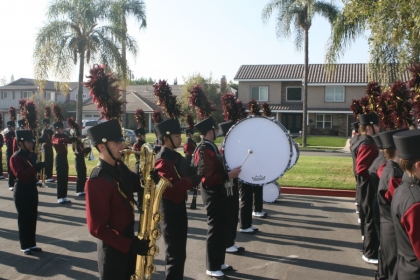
[83, 137, 95, 161]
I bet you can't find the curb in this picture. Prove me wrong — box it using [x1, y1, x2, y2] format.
[281, 186, 355, 198]
[3, 172, 78, 183]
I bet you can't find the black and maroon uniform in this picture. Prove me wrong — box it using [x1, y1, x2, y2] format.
[183, 138, 196, 164]
[155, 147, 198, 279]
[52, 133, 71, 199]
[41, 128, 54, 179]
[4, 130, 16, 187]
[193, 140, 229, 272]
[0, 134, 4, 176]
[86, 159, 142, 280]
[391, 173, 420, 280]
[74, 139, 90, 193]
[369, 151, 386, 237]
[350, 135, 365, 234]
[132, 139, 146, 175]
[356, 134, 379, 260]
[10, 149, 39, 250]
[378, 160, 403, 280]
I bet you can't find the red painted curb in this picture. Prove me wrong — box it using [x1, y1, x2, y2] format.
[281, 186, 355, 198]
[3, 172, 78, 182]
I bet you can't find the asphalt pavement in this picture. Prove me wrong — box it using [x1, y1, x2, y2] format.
[0, 180, 376, 280]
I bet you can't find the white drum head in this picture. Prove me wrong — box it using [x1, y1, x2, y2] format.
[223, 116, 292, 185]
[263, 182, 280, 203]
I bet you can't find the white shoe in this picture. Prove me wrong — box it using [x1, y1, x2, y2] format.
[362, 255, 378, 264]
[226, 245, 239, 253]
[356, 210, 359, 214]
[58, 198, 71, 204]
[240, 227, 257, 233]
[63, 197, 71, 203]
[45, 178, 54, 182]
[9, 186, 14, 191]
[76, 192, 85, 197]
[0, 176, 5, 179]
[233, 243, 245, 251]
[362, 235, 364, 241]
[252, 211, 267, 218]
[250, 225, 259, 231]
[206, 270, 225, 278]
[221, 264, 233, 271]
[358, 218, 361, 224]
[355, 202, 358, 205]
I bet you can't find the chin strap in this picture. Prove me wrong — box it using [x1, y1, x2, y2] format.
[104, 142, 118, 162]
[212, 128, 216, 141]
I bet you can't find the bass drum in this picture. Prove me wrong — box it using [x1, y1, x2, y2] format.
[263, 182, 280, 203]
[287, 140, 300, 170]
[223, 116, 292, 186]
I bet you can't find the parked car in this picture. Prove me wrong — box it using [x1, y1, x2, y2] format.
[124, 129, 136, 144]
[81, 120, 100, 136]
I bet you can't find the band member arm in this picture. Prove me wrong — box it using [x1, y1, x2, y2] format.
[385, 177, 402, 202]
[377, 163, 386, 179]
[12, 138, 19, 154]
[85, 177, 133, 254]
[52, 135, 72, 145]
[10, 155, 37, 182]
[400, 203, 420, 260]
[194, 148, 228, 186]
[356, 144, 378, 179]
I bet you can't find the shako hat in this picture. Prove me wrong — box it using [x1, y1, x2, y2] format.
[154, 119, 183, 139]
[43, 119, 50, 124]
[7, 121, 15, 127]
[393, 129, 420, 160]
[87, 119, 125, 146]
[359, 113, 379, 126]
[134, 127, 146, 136]
[194, 116, 217, 135]
[53, 121, 63, 129]
[372, 134, 383, 149]
[16, 130, 35, 143]
[351, 121, 360, 131]
[378, 128, 408, 149]
[217, 120, 234, 138]
[185, 128, 194, 135]
[17, 119, 26, 128]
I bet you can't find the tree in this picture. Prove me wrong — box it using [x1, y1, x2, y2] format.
[34, 0, 125, 127]
[0, 76, 7, 86]
[228, 80, 238, 91]
[326, 0, 420, 84]
[130, 76, 155, 85]
[262, 0, 338, 147]
[10, 75, 14, 83]
[106, 0, 147, 127]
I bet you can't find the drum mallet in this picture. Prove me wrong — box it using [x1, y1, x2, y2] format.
[240, 149, 253, 167]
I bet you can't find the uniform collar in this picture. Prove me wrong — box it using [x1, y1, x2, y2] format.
[98, 158, 118, 179]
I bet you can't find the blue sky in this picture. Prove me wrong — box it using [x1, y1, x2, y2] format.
[0, 0, 369, 85]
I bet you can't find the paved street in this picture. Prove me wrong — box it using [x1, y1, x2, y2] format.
[0, 180, 376, 280]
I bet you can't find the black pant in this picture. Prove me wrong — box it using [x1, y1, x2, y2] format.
[75, 156, 86, 193]
[160, 198, 188, 279]
[380, 221, 398, 280]
[240, 183, 255, 229]
[55, 153, 69, 199]
[14, 182, 38, 249]
[0, 149, 3, 175]
[201, 185, 227, 271]
[225, 182, 239, 248]
[7, 152, 15, 187]
[254, 185, 263, 212]
[44, 147, 53, 179]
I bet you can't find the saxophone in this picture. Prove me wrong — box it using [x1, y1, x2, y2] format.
[123, 143, 172, 280]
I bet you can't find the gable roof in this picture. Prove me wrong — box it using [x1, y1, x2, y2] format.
[234, 64, 410, 84]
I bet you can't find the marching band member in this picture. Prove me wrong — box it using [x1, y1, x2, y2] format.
[10, 130, 45, 255]
[183, 114, 197, 164]
[12, 119, 27, 154]
[391, 129, 420, 279]
[191, 84, 240, 279]
[0, 113, 5, 180]
[41, 106, 54, 182]
[132, 108, 147, 176]
[5, 107, 17, 191]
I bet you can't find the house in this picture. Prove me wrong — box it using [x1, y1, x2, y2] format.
[234, 64, 380, 137]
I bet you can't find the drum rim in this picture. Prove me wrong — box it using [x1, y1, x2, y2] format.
[222, 115, 293, 186]
[287, 140, 300, 170]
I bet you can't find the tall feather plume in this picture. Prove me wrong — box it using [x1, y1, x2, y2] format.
[0, 113, 3, 129]
[18, 99, 26, 116]
[44, 106, 52, 119]
[365, 81, 381, 113]
[188, 84, 217, 119]
[235, 100, 247, 120]
[84, 64, 125, 121]
[134, 109, 146, 128]
[52, 104, 65, 122]
[185, 114, 195, 130]
[359, 96, 371, 114]
[153, 80, 182, 119]
[67, 117, 80, 134]
[221, 93, 239, 122]
[8, 107, 16, 122]
[152, 110, 163, 124]
[388, 80, 414, 129]
[377, 91, 394, 129]
[350, 99, 363, 119]
[22, 101, 38, 131]
[408, 63, 420, 119]
[262, 102, 272, 117]
[248, 100, 261, 116]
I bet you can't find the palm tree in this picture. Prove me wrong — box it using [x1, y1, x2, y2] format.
[262, 0, 338, 147]
[106, 0, 147, 127]
[34, 0, 126, 127]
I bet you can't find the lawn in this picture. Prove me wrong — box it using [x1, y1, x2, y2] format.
[294, 136, 347, 147]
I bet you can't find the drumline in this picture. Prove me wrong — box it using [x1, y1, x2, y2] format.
[221, 115, 299, 203]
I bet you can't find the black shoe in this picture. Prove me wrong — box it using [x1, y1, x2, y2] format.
[30, 246, 42, 252]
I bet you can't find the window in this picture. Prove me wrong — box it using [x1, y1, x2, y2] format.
[45, 91, 51, 100]
[93, 114, 100, 117]
[251, 86, 268, 101]
[2, 91, 12, 99]
[316, 114, 332, 129]
[22, 91, 33, 98]
[286, 87, 302, 101]
[85, 114, 92, 118]
[325, 86, 345, 102]
[75, 93, 87, 99]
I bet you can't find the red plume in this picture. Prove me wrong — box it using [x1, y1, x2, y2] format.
[248, 100, 261, 116]
[22, 101, 38, 131]
[389, 80, 414, 129]
[188, 84, 217, 119]
[221, 93, 239, 122]
[153, 80, 182, 119]
[8, 107, 16, 122]
[235, 100, 247, 120]
[18, 99, 26, 116]
[359, 96, 371, 114]
[262, 102, 272, 117]
[185, 114, 195, 130]
[134, 109, 146, 128]
[350, 99, 363, 119]
[152, 110, 163, 124]
[67, 117, 80, 134]
[52, 104, 65, 122]
[44, 106, 52, 119]
[84, 64, 126, 121]
[408, 63, 420, 118]
[365, 81, 381, 113]
[377, 91, 394, 129]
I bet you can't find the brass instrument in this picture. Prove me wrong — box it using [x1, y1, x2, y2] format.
[122, 127, 132, 166]
[82, 137, 95, 160]
[121, 144, 172, 280]
[34, 128, 46, 187]
[70, 129, 78, 154]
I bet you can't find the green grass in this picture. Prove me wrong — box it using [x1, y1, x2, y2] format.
[294, 136, 347, 147]
[278, 155, 354, 189]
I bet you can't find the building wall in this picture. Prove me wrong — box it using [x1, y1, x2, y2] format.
[306, 85, 365, 108]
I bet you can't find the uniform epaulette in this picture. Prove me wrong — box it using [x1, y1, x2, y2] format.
[89, 166, 103, 179]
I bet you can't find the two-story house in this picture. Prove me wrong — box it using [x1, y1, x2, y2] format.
[234, 64, 374, 137]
